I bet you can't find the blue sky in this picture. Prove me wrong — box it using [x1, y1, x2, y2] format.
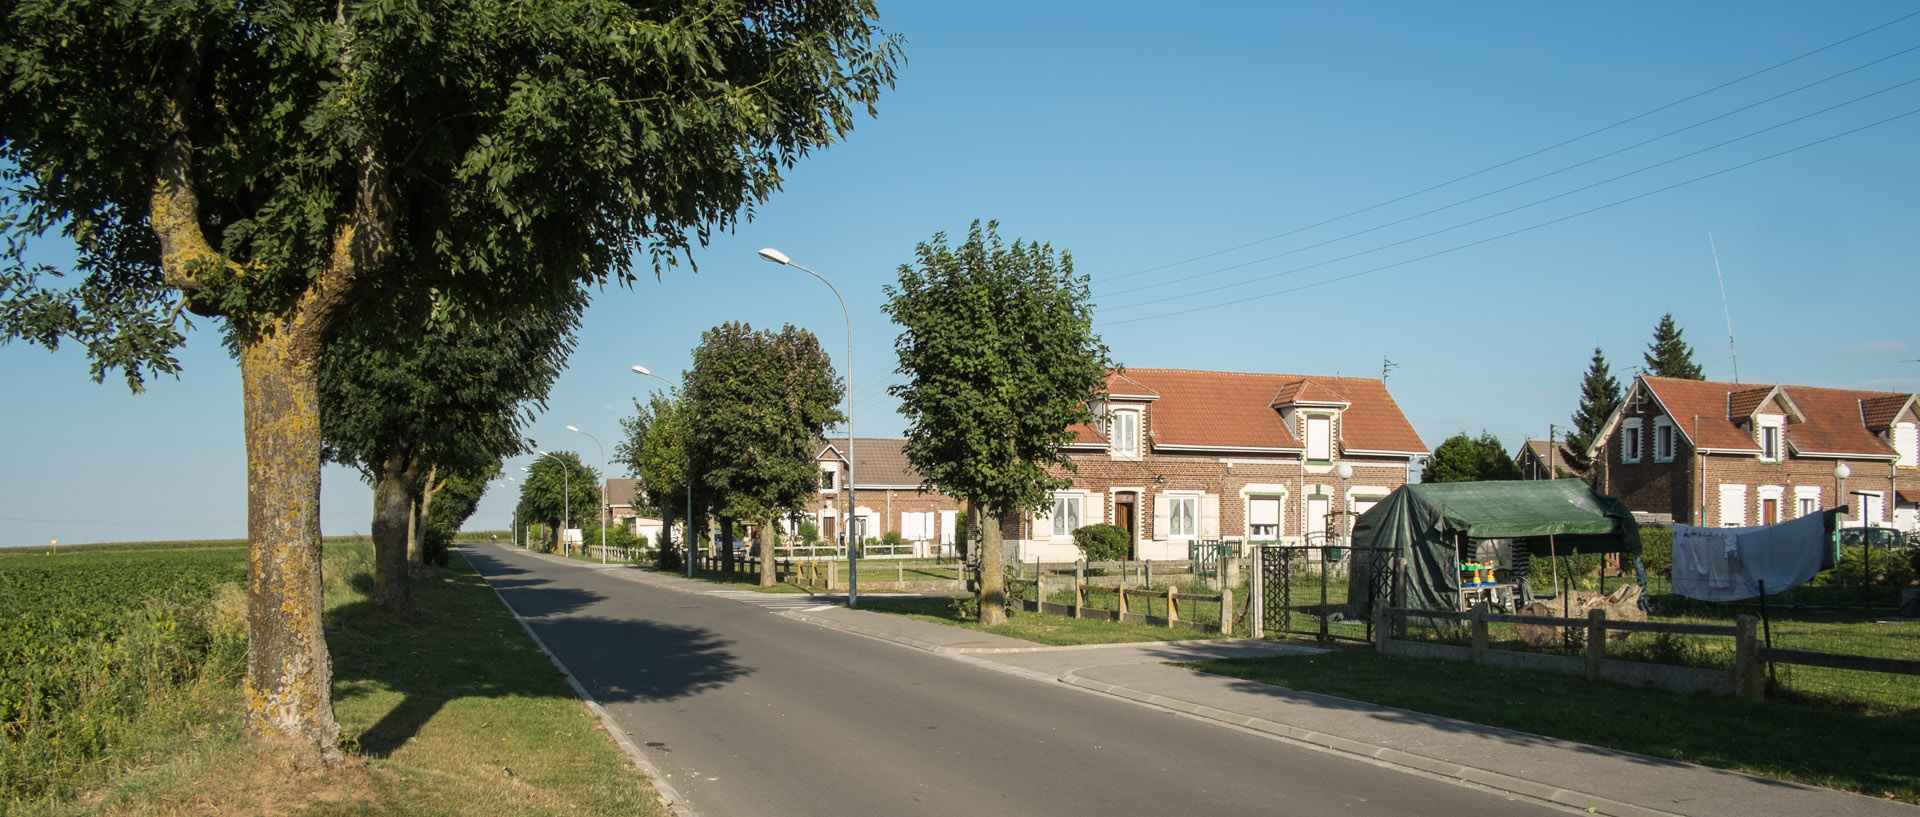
[6, 1, 1918, 545]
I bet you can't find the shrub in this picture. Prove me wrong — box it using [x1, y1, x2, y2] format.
[1639, 526, 1673, 575]
[798, 519, 820, 544]
[881, 530, 904, 548]
[1072, 523, 1131, 562]
[1837, 545, 1918, 587]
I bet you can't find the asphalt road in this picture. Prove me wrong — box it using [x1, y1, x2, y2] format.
[465, 543, 1561, 817]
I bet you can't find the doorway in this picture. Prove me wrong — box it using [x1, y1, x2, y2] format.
[1762, 498, 1779, 526]
[1114, 492, 1138, 558]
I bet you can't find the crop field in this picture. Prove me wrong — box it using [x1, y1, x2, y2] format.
[0, 541, 249, 804]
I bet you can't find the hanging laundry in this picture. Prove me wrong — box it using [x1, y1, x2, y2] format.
[1671, 512, 1829, 601]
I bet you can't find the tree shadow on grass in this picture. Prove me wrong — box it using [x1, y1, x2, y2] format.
[330, 548, 748, 758]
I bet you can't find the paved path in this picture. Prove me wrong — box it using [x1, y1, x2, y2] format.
[463, 545, 1915, 817]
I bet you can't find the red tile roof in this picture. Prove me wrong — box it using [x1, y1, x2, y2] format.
[1104, 370, 1160, 399]
[1271, 379, 1351, 408]
[1640, 376, 1914, 458]
[819, 438, 927, 487]
[1116, 368, 1426, 455]
[1861, 394, 1915, 430]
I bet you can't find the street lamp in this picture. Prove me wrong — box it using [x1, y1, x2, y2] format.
[634, 364, 697, 579]
[758, 247, 859, 608]
[1834, 463, 1852, 525]
[568, 425, 609, 565]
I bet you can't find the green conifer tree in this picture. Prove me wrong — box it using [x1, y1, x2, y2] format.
[1643, 313, 1705, 379]
[1565, 347, 1622, 468]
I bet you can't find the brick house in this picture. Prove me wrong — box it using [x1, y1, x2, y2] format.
[1514, 439, 1585, 481]
[1585, 375, 1920, 531]
[803, 438, 966, 556]
[603, 478, 663, 542]
[1004, 368, 1429, 562]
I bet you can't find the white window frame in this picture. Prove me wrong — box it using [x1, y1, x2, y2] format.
[1718, 483, 1748, 527]
[1305, 415, 1333, 462]
[1653, 416, 1675, 462]
[1895, 422, 1917, 468]
[820, 465, 838, 492]
[1110, 408, 1141, 459]
[1758, 414, 1785, 463]
[1794, 485, 1821, 519]
[1246, 495, 1283, 541]
[1050, 492, 1084, 539]
[1166, 493, 1199, 540]
[1622, 418, 1643, 464]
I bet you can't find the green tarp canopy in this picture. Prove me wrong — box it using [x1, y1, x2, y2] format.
[1347, 479, 1641, 614]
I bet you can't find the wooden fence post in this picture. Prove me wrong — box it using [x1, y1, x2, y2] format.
[828, 559, 837, 590]
[1585, 609, 1606, 682]
[1734, 614, 1765, 701]
[1471, 603, 1488, 665]
[1117, 585, 1129, 619]
[1074, 561, 1085, 619]
[1373, 602, 1390, 654]
[1168, 585, 1179, 627]
[1220, 587, 1233, 636]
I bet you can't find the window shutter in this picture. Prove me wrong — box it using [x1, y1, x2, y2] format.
[940, 511, 957, 545]
[1153, 495, 1170, 541]
[1035, 505, 1051, 539]
[1200, 494, 1220, 538]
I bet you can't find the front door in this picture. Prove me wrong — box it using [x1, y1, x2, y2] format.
[1762, 498, 1779, 526]
[1114, 492, 1138, 558]
[822, 514, 837, 546]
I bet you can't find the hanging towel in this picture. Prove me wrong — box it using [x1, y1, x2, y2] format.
[1671, 515, 1828, 601]
[1672, 526, 1748, 601]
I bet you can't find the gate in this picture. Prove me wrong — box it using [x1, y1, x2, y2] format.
[1187, 539, 1234, 589]
[1257, 536, 1395, 643]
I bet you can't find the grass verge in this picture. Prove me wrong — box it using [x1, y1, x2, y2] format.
[1183, 646, 1920, 803]
[25, 539, 667, 817]
[856, 596, 1220, 646]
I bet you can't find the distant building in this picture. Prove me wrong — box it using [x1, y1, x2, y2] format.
[1514, 439, 1585, 481]
[802, 438, 966, 556]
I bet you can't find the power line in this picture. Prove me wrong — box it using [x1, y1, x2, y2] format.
[1099, 42, 1920, 301]
[1100, 105, 1920, 326]
[1099, 76, 1920, 313]
[1094, 9, 1920, 286]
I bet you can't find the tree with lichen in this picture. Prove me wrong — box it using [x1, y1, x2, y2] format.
[0, 0, 899, 763]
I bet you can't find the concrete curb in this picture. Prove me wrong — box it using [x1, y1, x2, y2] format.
[1056, 671, 1681, 817]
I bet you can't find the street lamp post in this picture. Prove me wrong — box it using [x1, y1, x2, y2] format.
[568, 425, 609, 565]
[1835, 462, 1851, 590]
[634, 365, 697, 579]
[758, 247, 858, 608]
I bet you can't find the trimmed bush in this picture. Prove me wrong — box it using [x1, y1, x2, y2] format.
[1072, 523, 1131, 562]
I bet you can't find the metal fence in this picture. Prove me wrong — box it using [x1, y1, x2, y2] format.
[1254, 538, 1394, 643]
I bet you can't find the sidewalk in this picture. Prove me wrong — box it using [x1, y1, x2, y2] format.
[597, 562, 1915, 817]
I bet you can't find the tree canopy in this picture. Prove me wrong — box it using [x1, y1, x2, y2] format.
[1565, 346, 1622, 468]
[618, 389, 694, 569]
[515, 452, 600, 547]
[1644, 313, 1705, 380]
[884, 220, 1110, 624]
[0, 0, 899, 759]
[683, 322, 842, 586]
[1423, 431, 1523, 483]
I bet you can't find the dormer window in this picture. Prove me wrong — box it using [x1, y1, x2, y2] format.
[1895, 422, 1917, 468]
[820, 466, 838, 491]
[1622, 418, 1643, 463]
[1110, 408, 1140, 459]
[1654, 416, 1675, 462]
[1757, 414, 1784, 462]
[1306, 415, 1332, 461]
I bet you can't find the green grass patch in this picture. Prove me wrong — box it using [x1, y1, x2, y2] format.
[1183, 647, 1920, 802]
[12, 538, 667, 817]
[857, 596, 1217, 646]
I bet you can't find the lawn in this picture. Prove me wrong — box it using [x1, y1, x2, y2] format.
[9, 538, 668, 817]
[1183, 646, 1920, 803]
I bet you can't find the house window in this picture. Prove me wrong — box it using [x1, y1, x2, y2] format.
[1166, 494, 1198, 538]
[1896, 422, 1917, 468]
[1654, 417, 1675, 462]
[901, 511, 936, 541]
[1622, 418, 1643, 463]
[1247, 496, 1281, 541]
[1718, 484, 1747, 527]
[1306, 415, 1332, 461]
[1859, 491, 1885, 525]
[1795, 485, 1821, 519]
[821, 468, 837, 490]
[1758, 415, 1784, 462]
[1051, 493, 1083, 538]
[1111, 409, 1140, 458]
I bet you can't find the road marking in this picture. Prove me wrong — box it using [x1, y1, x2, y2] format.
[703, 590, 837, 611]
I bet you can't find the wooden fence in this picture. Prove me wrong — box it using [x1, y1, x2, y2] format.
[1374, 604, 1920, 701]
[1017, 564, 1232, 634]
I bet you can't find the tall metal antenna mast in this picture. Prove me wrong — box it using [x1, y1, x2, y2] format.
[1381, 356, 1398, 380]
[1709, 232, 1740, 384]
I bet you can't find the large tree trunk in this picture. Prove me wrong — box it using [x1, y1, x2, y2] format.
[758, 518, 779, 587]
[369, 451, 417, 611]
[977, 505, 1007, 626]
[411, 466, 442, 575]
[239, 327, 344, 764]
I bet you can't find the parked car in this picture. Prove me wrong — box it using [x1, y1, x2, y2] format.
[1837, 527, 1907, 550]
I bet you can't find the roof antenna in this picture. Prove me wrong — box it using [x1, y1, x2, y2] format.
[1709, 232, 1740, 384]
[1381, 356, 1398, 381]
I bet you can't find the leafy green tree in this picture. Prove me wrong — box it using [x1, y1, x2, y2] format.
[515, 453, 600, 552]
[1564, 346, 1621, 470]
[884, 221, 1111, 625]
[683, 322, 842, 587]
[1423, 431, 1524, 483]
[1644, 313, 1705, 380]
[0, 0, 898, 758]
[419, 463, 500, 566]
[321, 293, 580, 610]
[618, 390, 695, 570]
